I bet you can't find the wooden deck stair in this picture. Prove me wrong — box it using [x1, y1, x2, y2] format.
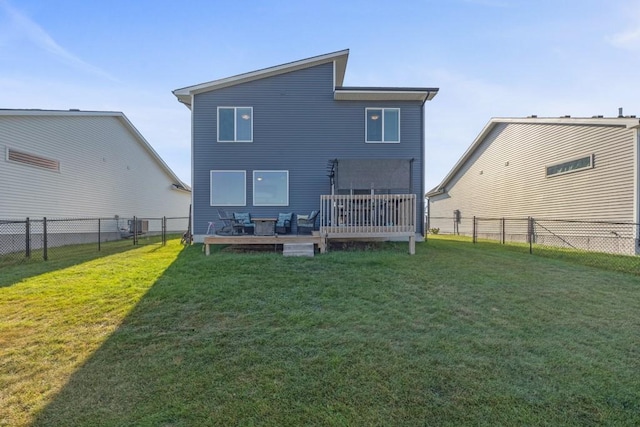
[283, 243, 315, 257]
[203, 232, 325, 255]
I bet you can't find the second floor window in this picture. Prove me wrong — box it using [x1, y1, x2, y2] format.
[218, 107, 253, 142]
[366, 108, 400, 143]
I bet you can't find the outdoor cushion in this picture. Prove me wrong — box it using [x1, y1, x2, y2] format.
[276, 212, 293, 226]
[297, 210, 319, 235]
[233, 212, 252, 225]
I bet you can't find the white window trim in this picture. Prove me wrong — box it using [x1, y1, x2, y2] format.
[253, 170, 289, 206]
[365, 107, 400, 143]
[210, 170, 246, 206]
[545, 154, 594, 178]
[217, 107, 253, 142]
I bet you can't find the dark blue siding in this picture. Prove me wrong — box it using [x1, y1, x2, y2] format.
[192, 62, 426, 234]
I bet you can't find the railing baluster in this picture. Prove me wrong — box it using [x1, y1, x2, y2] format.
[320, 194, 416, 235]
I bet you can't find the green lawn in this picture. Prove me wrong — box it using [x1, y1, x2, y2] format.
[1, 238, 639, 426]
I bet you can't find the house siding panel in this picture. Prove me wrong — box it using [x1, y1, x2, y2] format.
[429, 122, 636, 223]
[192, 62, 426, 235]
[0, 114, 190, 219]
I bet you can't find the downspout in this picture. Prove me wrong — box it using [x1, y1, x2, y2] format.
[634, 125, 640, 253]
[426, 196, 430, 241]
[420, 101, 425, 236]
[190, 93, 196, 241]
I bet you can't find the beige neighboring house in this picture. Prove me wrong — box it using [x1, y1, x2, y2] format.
[0, 109, 191, 221]
[427, 115, 640, 253]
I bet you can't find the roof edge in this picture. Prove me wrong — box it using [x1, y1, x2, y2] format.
[428, 116, 640, 197]
[1, 109, 190, 191]
[172, 49, 350, 107]
[335, 87, 439, 103]
[115, 114, 191, 191]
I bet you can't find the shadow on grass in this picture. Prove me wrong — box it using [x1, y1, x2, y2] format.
[0, 239, 168, 289]
[25, 240, 640, 426]
[29, 242, 414, 426]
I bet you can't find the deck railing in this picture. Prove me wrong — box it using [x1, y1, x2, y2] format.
[320, 194, 416, 236]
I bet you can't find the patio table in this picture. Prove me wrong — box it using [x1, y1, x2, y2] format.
[253, 217, 277, 236]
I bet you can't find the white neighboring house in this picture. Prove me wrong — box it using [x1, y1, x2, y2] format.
[0, 109, 190, 227]
[427, 115, 640, 254]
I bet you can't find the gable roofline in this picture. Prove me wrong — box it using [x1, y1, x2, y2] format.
[426, 115, 640, 197]
[172, 49, 350, 108]
[0, 109, 191, 192]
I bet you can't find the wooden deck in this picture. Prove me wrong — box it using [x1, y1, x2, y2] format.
[323, 230, 416, 255]
[203, 231, 417, 255]
[204, 193, 419, 255]
[203, 232, 326, 255]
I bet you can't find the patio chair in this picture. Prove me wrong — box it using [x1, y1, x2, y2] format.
[297, 210, 319, 235]
[216, 209, 235, 235]
[275, 212, 293, 234]
[232, 212, 255, 235]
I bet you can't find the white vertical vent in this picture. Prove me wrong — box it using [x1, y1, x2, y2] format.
[7, 149, 60, 172]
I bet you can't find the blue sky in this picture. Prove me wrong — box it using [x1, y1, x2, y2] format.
[2, 0, 639, 190]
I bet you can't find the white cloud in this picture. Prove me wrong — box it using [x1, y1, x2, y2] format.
[0, 0, 118, 81]
[606, 1, 640, 51]
[607, 26, 640, 50]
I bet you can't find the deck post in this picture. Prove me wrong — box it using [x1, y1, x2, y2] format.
[409, 234, 415, 255]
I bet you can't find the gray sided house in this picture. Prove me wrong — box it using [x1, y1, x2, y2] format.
[174, 49, 438, 243]
[427, 116, 640, 254]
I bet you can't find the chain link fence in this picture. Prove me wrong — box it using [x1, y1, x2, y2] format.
[1, 216, 189, 266]
[428, 215, 640, 260]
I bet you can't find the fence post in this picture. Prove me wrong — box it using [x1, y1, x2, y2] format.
[98, 218, 101, 252]
[25, 217, 30, 258]
[425, 211, 429, 242]
[472, 216, 477, 244]
[43, 217, 48, 261]
[163, 216, 167, 246]
[528, 217, 533, 254]
[133, 216, 137, 246]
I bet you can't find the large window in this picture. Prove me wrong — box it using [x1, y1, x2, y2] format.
[253, 170, 289, 206]
[366, 108, 400, 143]
[218, 107, 253, 142]
[210, 170, 246, 206]
[546, 155, 593, 177]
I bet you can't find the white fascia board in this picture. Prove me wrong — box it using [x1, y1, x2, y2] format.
[494, 116, 640, 128]
[634, 128, 639, 225]
[430, 119, 498, 195]
[173, 49, 350, 107]
[116, 114, 191, 191]
[334, 90, 437, 103]
[0, 109, 120, 117]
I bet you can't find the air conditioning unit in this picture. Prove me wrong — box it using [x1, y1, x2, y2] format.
[128, 219, 149, 235]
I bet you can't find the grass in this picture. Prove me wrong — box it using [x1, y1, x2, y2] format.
[1, 238, 639, 426]
[430, 234, 640, 276]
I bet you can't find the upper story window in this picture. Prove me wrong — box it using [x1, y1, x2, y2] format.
[366, 108, 400, 143]
[218, 107, 253, 142]
[546, 154, 593, 177]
